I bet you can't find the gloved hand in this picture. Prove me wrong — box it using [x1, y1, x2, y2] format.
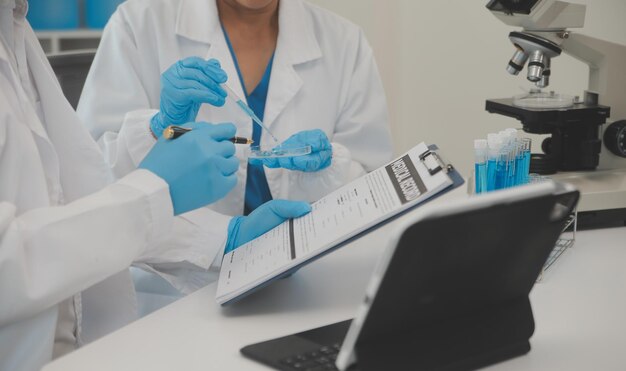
[139, 122, 239, 215]
[251, 129, 333, 172]
[150, 57, 228, 138]
[225, 200, 312, 253]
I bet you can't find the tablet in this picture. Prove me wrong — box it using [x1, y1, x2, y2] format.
[336, 181, 578, 370]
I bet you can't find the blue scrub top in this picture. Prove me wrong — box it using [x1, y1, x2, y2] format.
[222, 26, 274, 215]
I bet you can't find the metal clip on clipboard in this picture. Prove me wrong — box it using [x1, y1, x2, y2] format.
[419, 148, 452, 175]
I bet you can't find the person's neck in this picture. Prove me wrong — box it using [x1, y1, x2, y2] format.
[217, 0, 279, 37]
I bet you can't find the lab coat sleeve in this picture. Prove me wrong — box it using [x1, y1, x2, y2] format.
[76, 11, 232, 292]
[0, 169, 174, 327]
[76, 9, 158, 179]
[279, 29, 393, 202]
[132, 207, 232, 294]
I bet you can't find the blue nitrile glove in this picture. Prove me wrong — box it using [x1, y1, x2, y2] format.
[225, 200, 312, 253]
[150, 57, 228, 138]
[251, 129, 333, 172]
[139, 122, 239, 215]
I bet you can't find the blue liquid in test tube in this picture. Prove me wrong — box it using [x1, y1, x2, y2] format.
[522, 138, 532, 184]
[507, 152, 515, 188]
[474, 139, 488, 193]
[487, 159, 497, 191]
[475, 162, 487, 193]
[495, 152, 508, 190]
[515, 151, 524, 186]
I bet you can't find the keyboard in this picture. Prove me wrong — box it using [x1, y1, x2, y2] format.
[279, 342, 342, 371]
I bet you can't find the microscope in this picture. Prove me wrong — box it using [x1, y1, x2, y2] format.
[485, 0, 626, 226]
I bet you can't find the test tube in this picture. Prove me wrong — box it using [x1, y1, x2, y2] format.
[507, 144, 516, 188]
[486, 134, 501, 192]
[474, 139, 488, 194]
[496, 149, 508, 190]
[497, 132, 510, 189]
[499, 131, 517, 187]
[504, 129, 518, 188]
[522, 138, 532, 184]
[515, 141, 525, 186]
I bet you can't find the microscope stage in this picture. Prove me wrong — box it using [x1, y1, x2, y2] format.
[485, 98, 610, 133]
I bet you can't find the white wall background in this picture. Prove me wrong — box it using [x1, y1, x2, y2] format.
[307, 0, 626, 176]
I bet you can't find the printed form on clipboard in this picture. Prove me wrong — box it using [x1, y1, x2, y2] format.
[216, 142, 462, 305]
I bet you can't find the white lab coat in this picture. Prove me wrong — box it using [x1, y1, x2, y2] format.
[78, 0, 393, 217]
[0, 2, 230, 370]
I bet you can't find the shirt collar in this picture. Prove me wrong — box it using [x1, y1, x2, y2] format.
[175, 0, 221, 45]
[175, 0, 321, 65]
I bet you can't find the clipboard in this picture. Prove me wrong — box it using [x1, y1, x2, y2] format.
[218, 144, 464, 305]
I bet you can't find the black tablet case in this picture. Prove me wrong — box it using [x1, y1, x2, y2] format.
[352, 188, 579, 371]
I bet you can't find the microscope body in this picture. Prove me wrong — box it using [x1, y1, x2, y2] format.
[485, 0, 626, 217]
[561, 33, 626, 170]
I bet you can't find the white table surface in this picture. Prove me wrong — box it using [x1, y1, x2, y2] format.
[45, 198, 626, 370]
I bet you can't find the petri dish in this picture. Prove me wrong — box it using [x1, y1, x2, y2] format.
[247, 144, 312, 159]
[512, 91, 575, 109]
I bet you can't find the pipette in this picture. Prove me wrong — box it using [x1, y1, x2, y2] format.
[222, 84, 280, 143]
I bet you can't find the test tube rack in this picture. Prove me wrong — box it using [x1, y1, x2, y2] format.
[537, 209, 577, 282]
